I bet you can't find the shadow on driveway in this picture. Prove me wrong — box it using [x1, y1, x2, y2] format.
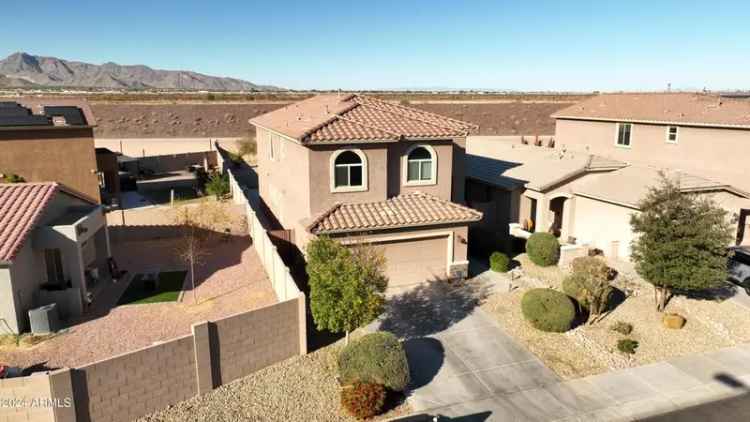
[378, 279, 491, 339]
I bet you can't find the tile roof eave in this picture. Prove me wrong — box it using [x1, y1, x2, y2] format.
[552, 115, 750, 130]
[311, 217, 482, 235]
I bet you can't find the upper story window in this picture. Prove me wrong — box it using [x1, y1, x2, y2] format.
[666, 126, 679, 143]
[404, 145, 437, 185]
[330, 149, 368, 192]
[616, 123, 632, 147]
[268, 135, 276, 160]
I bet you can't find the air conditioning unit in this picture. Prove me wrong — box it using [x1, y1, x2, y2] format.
[28, 303, 61, 334]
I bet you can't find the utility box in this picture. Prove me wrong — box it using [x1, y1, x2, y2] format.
[28, 303, 61, 334]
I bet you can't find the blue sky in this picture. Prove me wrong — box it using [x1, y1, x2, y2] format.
[1, 0, 748, 91]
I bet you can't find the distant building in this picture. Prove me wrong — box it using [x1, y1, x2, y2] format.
[0, 99, 101, 202]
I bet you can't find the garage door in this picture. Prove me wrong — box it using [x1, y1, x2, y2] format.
[378, 236, 449, 290]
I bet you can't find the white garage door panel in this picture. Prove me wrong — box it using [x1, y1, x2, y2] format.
[379, 236, 448, 289]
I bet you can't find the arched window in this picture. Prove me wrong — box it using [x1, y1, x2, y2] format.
[333, 150, 364, 188]
[406, 146, 435, 182]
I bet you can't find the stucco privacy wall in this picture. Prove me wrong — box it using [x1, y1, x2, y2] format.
[0, 297, 305, 422]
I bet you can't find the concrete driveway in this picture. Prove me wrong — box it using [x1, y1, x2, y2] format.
[729, 285, 750, 310]
[368, 278, 559, 413]
[374, 274, 750, 421]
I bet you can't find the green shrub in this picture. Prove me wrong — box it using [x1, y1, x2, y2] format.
[490, 252, 510, 273]
[338, 332, 410, 392]
[205, 172, 230, 199]
[521, 288, 576, 332]
[526, 233, 560, 267]
[340, 382, 386, 419]
[617, 338, 639, 354]
[2, 173, 25, 183]
[610, 321, 633, 335]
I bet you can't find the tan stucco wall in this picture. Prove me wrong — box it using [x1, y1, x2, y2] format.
[256, 127, 311, 243]
[554, 119, 750, 188]
[7, 241, 44, 332]
[572, 195, 638, 259]
[308, 144, 389, 215]
[387, 140, 455, 200]
[0, 128, 100, 202]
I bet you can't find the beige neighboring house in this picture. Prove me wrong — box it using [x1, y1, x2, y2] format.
[250, 94, 482, 290]
[467, 93, 750, 261]
[0, 182, 111, 333]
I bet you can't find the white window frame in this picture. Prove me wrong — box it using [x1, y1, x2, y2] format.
[403, 144, 438, 186]
[330, 149, 368, 193]
[666, 125, 679, 144]
[614, 123, 633, 148]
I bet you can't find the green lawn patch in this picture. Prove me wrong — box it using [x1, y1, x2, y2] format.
[117, 271, 187, 305]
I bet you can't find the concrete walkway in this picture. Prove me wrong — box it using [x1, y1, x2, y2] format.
[379, 272, 750, 421]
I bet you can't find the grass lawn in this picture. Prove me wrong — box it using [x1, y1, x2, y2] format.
[117, 271, 187, 305]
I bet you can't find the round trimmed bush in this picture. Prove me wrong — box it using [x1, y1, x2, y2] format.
[341, 382, 386, 419]
[521, 288, 576, 332]
[525, 232, 560, 267]
[490, 252, 510, 273]
[338, 331, 410, 392]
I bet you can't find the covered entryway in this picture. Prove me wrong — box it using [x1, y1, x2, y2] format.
[378, 235, 449, 290]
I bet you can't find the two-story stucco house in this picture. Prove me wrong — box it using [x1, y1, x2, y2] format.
[466, 93, 750, 260]
[250, 94, 482, 290]
[0, 182, 111, 333]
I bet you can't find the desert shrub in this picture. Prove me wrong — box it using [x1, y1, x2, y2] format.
[2, 173, 25, 183]
[205, 172, 230, 199]
[562, 256, 615, 323]
[521, 288, 576, 332]
[338, 332, 410, 392]
[617, 338, 639, 355]
[340, 382, 386, 419]
[526, 233, 560, 267]
[490, 252, 510, 273]
[610, 321, 633, 335]
[237, 137, 257, 157]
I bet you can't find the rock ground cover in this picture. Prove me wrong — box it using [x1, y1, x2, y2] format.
[482, 253, 750, 380]
[138, 339, 411, 422]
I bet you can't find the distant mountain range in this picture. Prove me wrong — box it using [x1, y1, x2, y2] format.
[0, 52, 279, 91]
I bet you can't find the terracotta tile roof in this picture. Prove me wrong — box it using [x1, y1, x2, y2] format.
[574, 166, 750, 208]
[552, 93, 750, 128]
[308, 193, 483, 234]
[0, 182, 58, 263]
[250, 94, 477, 144]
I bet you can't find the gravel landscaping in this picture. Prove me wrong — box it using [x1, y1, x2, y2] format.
[138, 340, 411, 422]
[481, 254, 750, 380]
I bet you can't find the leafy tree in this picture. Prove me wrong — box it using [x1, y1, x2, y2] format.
[205, 172, 230, 199]
[2, 173, 25, 183]
[306, 236, 388, 344]
[630, 174, 733, 311]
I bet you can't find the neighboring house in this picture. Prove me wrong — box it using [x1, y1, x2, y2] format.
[0, 182, 111, 333]
[250, 94, 482, 290]
[0, 99, 101, 203]
[465, 139, 626, 254]
[467, 93, 750, 261]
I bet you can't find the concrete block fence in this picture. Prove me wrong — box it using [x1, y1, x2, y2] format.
[0, 146, 308, 422]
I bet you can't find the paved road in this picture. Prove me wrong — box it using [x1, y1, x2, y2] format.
[377, 274, 750, 421]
